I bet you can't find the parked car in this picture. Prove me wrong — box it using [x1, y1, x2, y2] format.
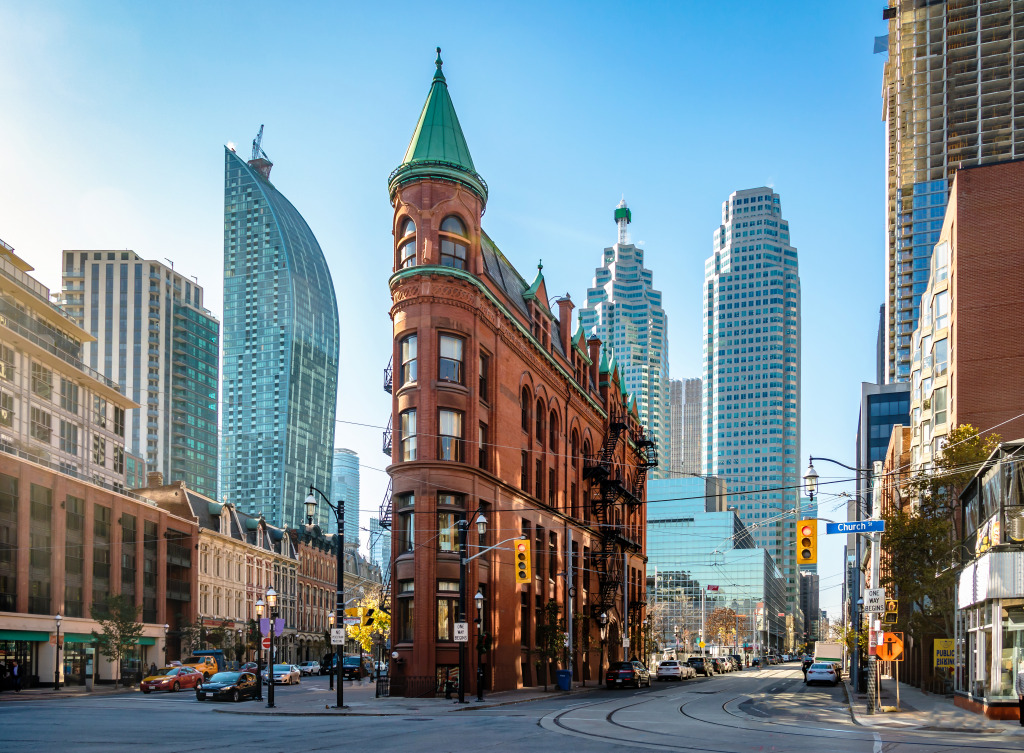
[262, 664, 301, 685]
[141, 666, 204, 694]
[196, 671, 260, 702]
[730, 654, 745, 670]
[342, 655, 368, 680]
[321, 654, 338, 675]
[686, 656, 714, 677]
[298, 660, 320, 676]
[605, 660, 651, 688]
[711, 657, 730, 673]
[656, 660, 693, 681]
[240, 662, 258, 673]
[804, 662, 840, 687]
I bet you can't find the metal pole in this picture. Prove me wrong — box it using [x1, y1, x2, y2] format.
[54, 619, 61, 691]
[336, 502, 345, 709]
[623, 550, 629, 658]
[457, 520, 468, 704]
[566, 530, 573, 682]
[267, 619, 275, 708]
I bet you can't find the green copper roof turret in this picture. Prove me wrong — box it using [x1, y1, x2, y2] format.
[389, 48, 488, 204]
[599, 346, 610, 375]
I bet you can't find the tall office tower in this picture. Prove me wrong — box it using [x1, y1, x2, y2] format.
[669, 380, 683, 476]
[221, 133, 340, 530]
[702, 187, 801, 609]
[368, 517, 391, 576]
[580, 201, 670, 476]
[668, 378, 702, 477]
[330, 448, 360, 545]
[60, 252, 219, 497]
[882, 0, 1024, 383]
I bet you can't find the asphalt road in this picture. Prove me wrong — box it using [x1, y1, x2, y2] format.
[1, 665, 1020, 752]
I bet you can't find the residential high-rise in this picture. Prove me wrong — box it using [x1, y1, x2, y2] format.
[221, 135, 339, 530]
[580, 201, 670, 476]
[60, 252, 219, 497]
[702, 187, 801, 610]
[330, 448, 360, 545]
[882, 0, 1024, 383]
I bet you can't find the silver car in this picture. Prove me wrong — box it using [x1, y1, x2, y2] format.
[262, 663, 301, 685]
[656, 660, 694, 681]
[298, 660, 320, 676]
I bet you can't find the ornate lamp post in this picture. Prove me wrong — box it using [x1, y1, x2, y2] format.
[237, 628, 243, 666]
[163, 623, 169, 666]
[305, 486, 346, 709]
[54, 614, 62, 691]
[327, 612, 336, 691]
[255, 598, 265, 701]
[457, 512, 487, 704]
[474, 589, 485, 701]
[598, 612, 609, 684]
[266, 587, 278, 708]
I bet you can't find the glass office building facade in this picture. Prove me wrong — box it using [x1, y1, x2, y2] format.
[330, 448, 360, 543]
[646, 478, 787, 658]
[221, 146, 339, 530]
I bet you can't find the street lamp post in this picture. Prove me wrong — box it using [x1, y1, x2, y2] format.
[163, 623, 169, 666]
[237, 628, 243, 666]
[598, 612, 609, 683]
[474, 589, 485, 701]
[327, 612, 335, 691]
[266, 587, 278, 709]
[305, 486, 346, 710]
[255, 598, 265, 701]
[457, 512, 488, 704]
[54, 614, 62, 691]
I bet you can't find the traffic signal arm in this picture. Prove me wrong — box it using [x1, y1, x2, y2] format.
[797, 519, 817, 564]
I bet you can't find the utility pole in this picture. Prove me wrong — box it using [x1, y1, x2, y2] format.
[566, 529, 573, 677]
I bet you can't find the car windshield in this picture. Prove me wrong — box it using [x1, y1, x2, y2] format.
[609, 662, 633, 670]
[272, 665, 290, 671]
[210, 672, 241, 682]
[687, 657, 703, 663]
[810, 663, 833, 670]
[152, 668, 177, 677]
[343, 657, 361, 666]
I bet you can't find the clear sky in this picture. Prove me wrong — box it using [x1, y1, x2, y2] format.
[0, 0, 888, 623]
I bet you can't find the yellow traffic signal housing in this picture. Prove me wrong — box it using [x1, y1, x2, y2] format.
[361, 608, 376, 627]
[514, 538, 532, 584]
[797, 519, 817, 564]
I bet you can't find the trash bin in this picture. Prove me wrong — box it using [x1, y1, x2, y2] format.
[555, 670, 572, 691]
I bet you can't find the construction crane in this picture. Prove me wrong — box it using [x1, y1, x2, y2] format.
[251, 124, 270, 162]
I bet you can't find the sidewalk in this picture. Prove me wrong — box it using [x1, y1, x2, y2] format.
[0, 683, 138, 701]
[213, 677, 602, 716]
[844, 675, 1024, 735]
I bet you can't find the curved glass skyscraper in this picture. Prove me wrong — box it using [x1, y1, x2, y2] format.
[221, 144, 339, 530]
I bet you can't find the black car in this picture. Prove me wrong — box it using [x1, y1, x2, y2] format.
[605, 660, 651, 689]
[730, 654, 745, 670]
[686, 656, 714, 677]
[195, 671, 259, 702]
[342, 656, 368, 680]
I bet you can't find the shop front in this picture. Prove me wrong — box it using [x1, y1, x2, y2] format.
[0, 630, 47, 689]
[62, 634, 98, 686]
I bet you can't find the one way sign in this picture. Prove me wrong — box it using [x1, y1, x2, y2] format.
[864, 588, 886, 613]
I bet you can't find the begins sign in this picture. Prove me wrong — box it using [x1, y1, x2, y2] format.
[934, 638, 955, 668]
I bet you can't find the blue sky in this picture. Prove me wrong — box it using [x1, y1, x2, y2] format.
[0, 0, 888, 621]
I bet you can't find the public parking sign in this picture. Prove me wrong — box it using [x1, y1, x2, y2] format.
[864, 587, 886, 613]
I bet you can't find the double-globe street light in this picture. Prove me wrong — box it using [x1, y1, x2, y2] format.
[456, 512, 487, 704]
[305, 486, 346, 709]
[255, 597, 266, 701]
[598, 612, 609, 682]
[54, 614, 62, 691]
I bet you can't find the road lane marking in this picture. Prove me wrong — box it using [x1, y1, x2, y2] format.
[873, 731, 882, 753]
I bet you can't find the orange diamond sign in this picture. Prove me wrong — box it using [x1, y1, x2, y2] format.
[876, 632, 904, 661]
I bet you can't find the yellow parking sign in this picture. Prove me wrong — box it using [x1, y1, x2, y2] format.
[934, 638, 954, 669]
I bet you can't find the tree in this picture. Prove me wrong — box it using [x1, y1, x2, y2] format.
[345, 595, 390, 653]
[533, 599, 567, 691]
[706, 607, 742, 648]
[90, 594, 144, 687]
[882, 424, 1000, 641]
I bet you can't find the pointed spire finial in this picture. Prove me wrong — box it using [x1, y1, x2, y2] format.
[434, 47, 445, 82]
[538, 259, 543, 271]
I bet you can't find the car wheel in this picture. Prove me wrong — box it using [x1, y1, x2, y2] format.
[196, 692, 205, 701]
[232, 689, 240, 702]
[171, 681, 179, 692]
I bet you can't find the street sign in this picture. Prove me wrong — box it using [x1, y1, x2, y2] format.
[330, 628, 346, 645]
[343, 617, 359, 626]
[934, 638, 954, 668]
[876, 632, 904, 661]
[622, 637, 630, 649]
[698, 641, 705, 648]
[259, 618, 285, 636]
[864, 587, 886, 613]
[262, 636, 271, 650]
[454, 622, 469, 643]
[825, 520, 885, 535]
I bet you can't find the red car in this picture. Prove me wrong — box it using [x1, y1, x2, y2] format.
[141, 666, 204, 693]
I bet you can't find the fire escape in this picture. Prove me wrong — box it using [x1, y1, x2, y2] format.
[375, 357, 395, 612]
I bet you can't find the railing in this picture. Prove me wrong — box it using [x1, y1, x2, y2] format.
[383, 357, 393, 394]
[382, 416, 393, 457]
[389, 674, 444, 698]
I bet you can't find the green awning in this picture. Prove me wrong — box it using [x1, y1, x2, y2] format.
[64, 633, 97, 644]
[138, 637, 156, 645]
[0, 630, 49, 642]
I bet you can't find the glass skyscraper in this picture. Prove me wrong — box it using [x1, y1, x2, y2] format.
[702, 187, 801, 610]
[330, 447, 360, 545]
[580, 200, 670, 475]
[61, 251, 219, 497]
[221, 142, 339, 530]
[646, 478, 787, 657]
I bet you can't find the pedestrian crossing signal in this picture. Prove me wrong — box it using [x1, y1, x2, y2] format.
[797, 519, 817, 564]
[515, 538, 532, 584]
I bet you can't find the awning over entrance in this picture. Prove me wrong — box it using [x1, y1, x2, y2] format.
[0, 630, 49, 641]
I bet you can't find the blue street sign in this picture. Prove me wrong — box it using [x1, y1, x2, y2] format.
[826, 520, 885, 535]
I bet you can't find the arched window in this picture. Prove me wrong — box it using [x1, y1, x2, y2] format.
[570, 430, 579, 468]
[535, 399, 545, 442]
[439, 216, 468, 269]
[521, 388, 531, 431]
[398, 218, 416, 269]
[548, 411, 558, 450]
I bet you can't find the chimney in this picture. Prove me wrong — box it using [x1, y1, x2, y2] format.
[147, 471, 164, 488]
[556, 295, 574, 355]
[587, 337, 601, 389]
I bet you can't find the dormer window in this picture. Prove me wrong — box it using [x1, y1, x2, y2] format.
[439, 216, 468, 269]
[398, 218, 417, 269]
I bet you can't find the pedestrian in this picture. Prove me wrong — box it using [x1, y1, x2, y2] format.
[1016, 661, 1024, 727]
[149, 662, 158, 676]
[11, 660, 20, 692]
[0, 660, 6, 692]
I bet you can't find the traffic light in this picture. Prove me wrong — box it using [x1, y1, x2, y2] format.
[797, 519, 817, 564]
[514, 538, 532, 584]
[361, 608, 375, 627]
